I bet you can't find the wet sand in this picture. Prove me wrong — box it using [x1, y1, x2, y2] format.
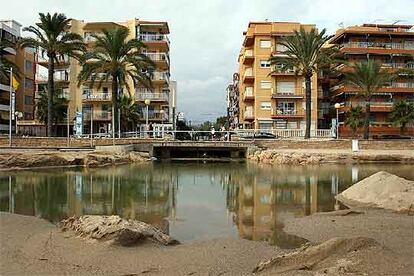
[1, 210, 413, 275]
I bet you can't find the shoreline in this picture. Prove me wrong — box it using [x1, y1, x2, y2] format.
[1, 209, 412, 275]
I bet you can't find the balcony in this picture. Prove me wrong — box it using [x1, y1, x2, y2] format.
[243, 68, 254, 83]
[37, 54, 70, 68]
[341, 101, 394, 112]
[243, 49, 254, 65]
[244, 110, 254, 120]
[37, 71, 69, 83]
[138, 111, 169, 121]
[138, 34, 169, 49]
[144, 52, 170, 67]
[271, 88, 304, 99]
[340, 41, 414, 55]
[151, 72, 170, 84]
[84, 110, 112, 121]
[82, 92, 111, 101]
[271, 109, 304, 119]
[135, 91, 169, 102]
[243, 88, 254, 101]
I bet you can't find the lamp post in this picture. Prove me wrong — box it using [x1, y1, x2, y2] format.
[144, 99, 151, 138]
[160, 109, 165, 138]
[334, 103, 341, 139]
[8, 68, 13, 147]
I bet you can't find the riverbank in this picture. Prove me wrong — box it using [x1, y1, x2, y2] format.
[1, 210, 412, 275]
[248, 148, 414, 165]
[0, 149, 150, 170]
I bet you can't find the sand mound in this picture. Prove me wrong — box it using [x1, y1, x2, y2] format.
[59, 215, 179, 246]
[253, 237, 383, 274]
[336, 171, 414, 213]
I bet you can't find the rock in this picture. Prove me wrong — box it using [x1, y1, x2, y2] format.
[335, 171, 414, 213]
[59, 215, 179, 246]
[253, 237, 380, 274]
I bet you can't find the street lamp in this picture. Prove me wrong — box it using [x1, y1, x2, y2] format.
[144, 99, 151, 137]
[334, 103, 341, 139]
[160, 109, 165, 138]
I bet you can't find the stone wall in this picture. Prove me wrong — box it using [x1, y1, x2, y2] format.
[255, 139, 414, 150]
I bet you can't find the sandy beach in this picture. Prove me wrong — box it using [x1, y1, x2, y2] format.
[1, 209, 413, 275]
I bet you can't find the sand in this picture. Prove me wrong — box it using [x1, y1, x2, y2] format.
[1, 210, 413, 275]
[336, 171, 414, 212]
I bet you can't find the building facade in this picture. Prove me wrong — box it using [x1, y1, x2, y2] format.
[329, 23, 414, 137]
[238, 22, 318, 131]
[0, 20, 36, 134]
[31, 18, 172, 136]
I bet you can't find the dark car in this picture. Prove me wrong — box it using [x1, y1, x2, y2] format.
[241, 132, 278, 139]
[373, 134, 412, 140]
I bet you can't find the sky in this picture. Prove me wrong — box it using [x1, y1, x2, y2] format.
[1, 0, 413, 123]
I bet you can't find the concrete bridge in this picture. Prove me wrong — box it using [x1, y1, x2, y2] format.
[97, 141, 254, 160]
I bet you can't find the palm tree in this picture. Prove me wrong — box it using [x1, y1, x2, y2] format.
[19, 13, 85, 137]
[342, 60, 397, 139]
[270, 28, 340, 139]
[77, 27, 154, 136]
[345, 106, 364, 138]
[389, 100, 414, 135]
[119, 95, 140, 132]
[36, 87, 69, 126]
[0, 40, 21, 84]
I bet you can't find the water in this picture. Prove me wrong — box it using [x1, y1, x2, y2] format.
[1, 162, 413, 248]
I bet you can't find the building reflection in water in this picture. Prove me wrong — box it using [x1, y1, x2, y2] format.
[0, 162, 413, 245]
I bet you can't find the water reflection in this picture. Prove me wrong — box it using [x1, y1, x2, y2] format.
[0, 162, 412, 247]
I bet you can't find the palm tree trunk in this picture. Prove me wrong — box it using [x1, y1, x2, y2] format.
[364, 100, 370, 140]
[111, 74, 118, 136]
[47, 56, 55, 137]
[304, 76, 312, 139]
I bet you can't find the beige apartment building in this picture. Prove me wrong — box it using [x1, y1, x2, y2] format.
[31, 18, 172, 136]
[0, 20, 36, 134]
[238, 22, 318, 131]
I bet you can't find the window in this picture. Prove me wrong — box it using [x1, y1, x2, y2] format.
[277, 102, 295, 114]
[260, 60, 271, 68]
[260, 80, 271, 89]
[24, 78, 34, 90]
[102, 87, 109, 94]
[260, 102, 271, 110]
[24, 112, 32, 120]
[24, 95, 33, 105]
[276, 81, 295, 94]
[25, 60, 33, 72]
[260, 40, 271, 48]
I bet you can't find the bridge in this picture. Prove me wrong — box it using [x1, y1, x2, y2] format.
[113, 141, 254, 160]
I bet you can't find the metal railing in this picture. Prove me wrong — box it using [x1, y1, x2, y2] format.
[144, 52, 169, 63]
[138, 34, 170, 43]
[82, 93, 111, 100]
[341, 41, 414, 50]
[272, 109, 302, 115]
[83, 110, 111, 120]
[152, 72, 170, 83]
[135, 92, 169, 101]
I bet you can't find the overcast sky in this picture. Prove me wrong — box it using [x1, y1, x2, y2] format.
[1, 0, 413, 123]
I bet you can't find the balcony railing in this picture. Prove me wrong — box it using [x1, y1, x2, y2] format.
[38, 54, 70, 64]
[381, 63, 414, 69]
[82, 93, 111, 100]
[144, 52, 170, 63]
[151, 72, 170, 83]
[135, 92, 169, 101]
[341, 41, 414, 50]
[244, 111, 254, 119]
[273, 109, 303, 116]
[245, 49, 253, 57]
[84, 110, 112, 120]
[138, 111, 168, 120]
[138, 34, 170, 44]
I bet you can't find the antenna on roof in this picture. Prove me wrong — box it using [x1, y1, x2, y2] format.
[265, 19, 268, 22]
[338, 22, 344, 29]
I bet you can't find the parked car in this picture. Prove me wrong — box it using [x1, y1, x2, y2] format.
[373, 134, 412, 140]
[241, 132, 278, 139]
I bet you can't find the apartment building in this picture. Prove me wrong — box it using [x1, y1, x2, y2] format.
[238, 22, 318, 131]
[0, 20, 35, 134]
[33, 18, 171, 135]
[329, 23, 414, 136]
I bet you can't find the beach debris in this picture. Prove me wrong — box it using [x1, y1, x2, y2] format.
[335, 171, 414, 213]
[253, 237, 379, 274]
[59, 215, 179, 246]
